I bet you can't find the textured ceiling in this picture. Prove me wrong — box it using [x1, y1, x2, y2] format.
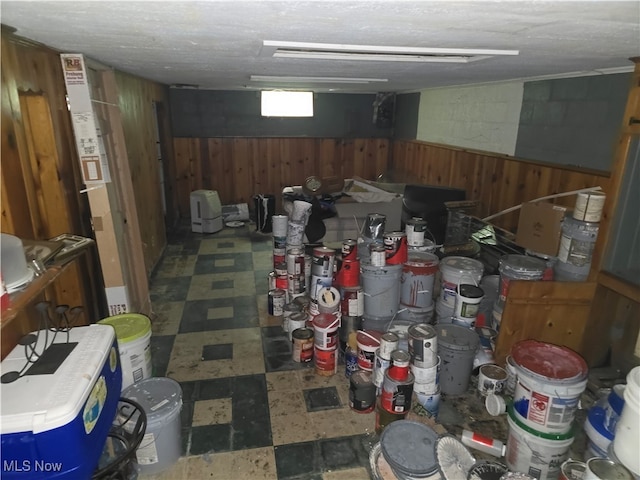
[2, 1, 639, 93]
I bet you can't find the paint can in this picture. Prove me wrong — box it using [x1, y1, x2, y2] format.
[312, 312, 340, 350]
[408, 323, 438, 368]
[282, 302, 302, 333]
[311, 246, 336, 277]
[287, 312, 308, 342]
[473, 326, 497, 371]
[314, 345, 337, 376]
[273, 242, 286, 260]
[436, 298, 455, 324]
[340, 286, 364, 317]
[405, 217, 428, 247]
[555, 216, 599, 282]
[349, 370, 376, 413]
[274, 260, 287, 276]
[373, 349, 391, 388]
[334, 259, 360, 288]
[380, 369, 414, 414]
[362, 213, 386, 241]
[292, 328, 314, 363]
[584, 458, 634, 480]
[342, 239, 358, 262]
[453, 284, 484, 328]
[574, 191, 606, 223]
[496, 254, 546, 312]
[374, 398, 406, 435]
[511, 339, 588, 434]
[361, 262, 402, 321]
[369, 244, 386, 267]
[316, 286, 341, 314]
[293, 295, 310, 312]
[613, 366, 640, 476]
[379, 332, 399, 360]
[526, 249, 557, 281]
[400, 252, 439, 308]
[476, 274, 500, 327]
[268, 289, 286, 317]
[384, 231, 408, 265]
[286, 220, 306, 247]
[504, 354, 518, 396]
[438, 256, 484, 308]
[506, 408, 575, 480]
[268, 271, 276, 291]
[411, 356, 441, 392]
[437, 323, 480, 395]
[286, 247, 305, 275]
[356, 330, 382, 371]
[491, 307, 503, 332]
[275, 272, 288, 291]
[478, 364, 508, 396]
[388, 350, 411, 382]
[414, 387, 441, 418]
[308, 275, 332, 302]
[559, 460, 587, 480]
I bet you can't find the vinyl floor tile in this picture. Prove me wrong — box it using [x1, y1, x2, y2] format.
[185, 447, 277, 479]
[150, 301, 184, 336]
[154, 254, 197, 278]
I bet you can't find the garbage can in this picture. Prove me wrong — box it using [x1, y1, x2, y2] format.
[254, 194, 275, 233]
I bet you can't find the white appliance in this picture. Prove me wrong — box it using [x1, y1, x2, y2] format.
[190, 190, 223, 233]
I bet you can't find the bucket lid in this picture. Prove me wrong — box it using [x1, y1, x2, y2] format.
[313, 313, 339, 329]
[457, 284, 484, 298]
[508, 407, 574, 441]
[499, 254, 546, 274]
[98, 313, 151, 342]
[357, 330, 382, 347]
[122, 377, 182, 423]
[440, 256, 484, 275]
[511, 340, 587, 381]
[292, 327, 314, 340]
[437, 324, 479, 351]
[380, 420, 439, 477]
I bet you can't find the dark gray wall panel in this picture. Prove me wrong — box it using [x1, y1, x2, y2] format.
[515, 73, 631, 171]
[394, 93, 419, 140]
[170, 89, 394, 138]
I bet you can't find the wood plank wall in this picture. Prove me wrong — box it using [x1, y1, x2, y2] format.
[390, 141, 611, 233]
[172, 137, 390, 216]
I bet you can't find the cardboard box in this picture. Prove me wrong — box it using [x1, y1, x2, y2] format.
[516, 202, 567, 256]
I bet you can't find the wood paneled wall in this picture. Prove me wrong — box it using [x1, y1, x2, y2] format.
[172, 137, 390, 216]
[390, 141, 611, 233]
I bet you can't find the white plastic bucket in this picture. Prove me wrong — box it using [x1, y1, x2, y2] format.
[438, 256, 484, 308]
[613, 366, 640, 476]
[554, 216, 599, 282]
[122, 377, 183, 475]
[506, 409, 574, 480]
[496, 254, 546, 312]
[453, 284, 484, 327]
[511, 340, 588, 434]
[98, 313, 152, 391]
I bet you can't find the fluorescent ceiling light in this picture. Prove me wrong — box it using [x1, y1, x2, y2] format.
[250, 75, 388, 84]
[261, 40, 519, 63]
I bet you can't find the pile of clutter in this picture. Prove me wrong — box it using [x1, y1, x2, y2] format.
[263, 195, 638, 480]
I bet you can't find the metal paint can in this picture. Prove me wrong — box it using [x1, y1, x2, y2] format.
[314, 345, 337, 376]
[342, 239, 358, 262]
[311, 246, 336, 277]
[309, 274, 333, 302]
[340, 286, 364, 317]
[408, 323, 438, 368]
[370, 244, 386, 267]
[275, 272, 288, 291]
[282, 302, 302, 333]
[477, 364, 508, 396]
[412, 357, 441, 395]
[313, 312, 340, 350]
[584, 458, 634, 480]
[287, 312, 308, 342]
[287, 247, 305, 275]
[375, 398, 406, 435]
[373, 349, 391, 388]
[559, 460, 587, 480]
[380, 369, 414, 414]
[388, 350, 411, 381]
[292, 328, 314, 363]
[268, 289, 286, 317]
[349, 370, 376, 413]
[268, 271, 276, 291]
[274, 261, 287, 276]
[379, 332, 399, 360]
[406, 217, 428, 247]
[384, 231, 408, 265]
[334, 259, 360, 288]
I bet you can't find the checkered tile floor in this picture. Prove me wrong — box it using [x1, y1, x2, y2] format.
[142, 222, 378, 479]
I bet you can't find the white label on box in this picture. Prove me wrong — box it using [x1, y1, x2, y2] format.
[106, 286, 130, 316]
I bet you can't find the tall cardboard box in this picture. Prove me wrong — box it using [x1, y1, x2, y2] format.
[516, 202, 567, 256]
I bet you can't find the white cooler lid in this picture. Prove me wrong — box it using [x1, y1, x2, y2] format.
[1, 324, 116, 434]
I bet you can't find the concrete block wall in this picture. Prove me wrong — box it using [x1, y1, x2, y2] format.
[415, 82, 524, 155]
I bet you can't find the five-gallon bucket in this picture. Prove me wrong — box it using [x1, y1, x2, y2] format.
[613, 366, 640, 476]
[511, 340, 588, 434]
[505, 407, 574, 480]
[436, 324, 479, 395]
[121, 377, 183, 475]
[496, 255, 546, 312]
[361, 262, 402, 320]
[98, 313, 153, 390]
[400, 252, 439, 308]
[438, 256, 484, 308]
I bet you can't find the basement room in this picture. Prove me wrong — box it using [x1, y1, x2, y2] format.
[1, 1, 639, 479]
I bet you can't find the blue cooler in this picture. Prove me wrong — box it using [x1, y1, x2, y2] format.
[1, 324, 122, 479]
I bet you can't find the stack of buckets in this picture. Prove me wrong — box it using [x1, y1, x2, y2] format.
[554, 191, 604, 282]
[505, 339, 589, 480]
[492, 254, 546, 332]
[98, 313, 183, 476]
[407, 324, 441, 416]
